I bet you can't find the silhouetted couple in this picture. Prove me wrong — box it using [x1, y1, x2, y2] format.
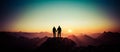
[53, 26, 62, 37]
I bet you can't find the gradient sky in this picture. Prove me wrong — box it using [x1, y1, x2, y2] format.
[0, 0, 120, 34]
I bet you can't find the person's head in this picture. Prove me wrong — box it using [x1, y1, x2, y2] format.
[58, 26, 60, 28]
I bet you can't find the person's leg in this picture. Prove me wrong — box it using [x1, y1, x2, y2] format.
[53, 33, 55, 37]
[57, 32, 59, 37]
[59, 32, 60, 37]
[60, 33, 61, 37]
[55, 32, 56, 37]
[58, 32, 60, 37]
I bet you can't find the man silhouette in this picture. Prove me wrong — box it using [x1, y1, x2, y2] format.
[53, 26, 57, 37]
[57, 26, 62, 37]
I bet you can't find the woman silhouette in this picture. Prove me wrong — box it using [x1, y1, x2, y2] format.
[52, 26, 57, 37]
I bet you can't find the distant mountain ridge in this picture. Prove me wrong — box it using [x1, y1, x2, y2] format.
[0, 32, 120, 52]
[97, 32, 120, 45]
[68, 34, 97, 46]
[0, 32, 52, 38]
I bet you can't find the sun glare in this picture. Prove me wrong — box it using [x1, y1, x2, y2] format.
[68, 29, 72, 33]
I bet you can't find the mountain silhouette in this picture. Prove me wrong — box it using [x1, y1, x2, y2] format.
[97, 32, 120, 45]
[1, 32, 120, 52]
[68, 35, 97, 46]
[36, 37, 76, 52]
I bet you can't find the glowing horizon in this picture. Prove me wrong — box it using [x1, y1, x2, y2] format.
[0, 0, 119, 35]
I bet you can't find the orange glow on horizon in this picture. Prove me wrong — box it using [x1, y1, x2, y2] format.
[1, 1, 119, 35]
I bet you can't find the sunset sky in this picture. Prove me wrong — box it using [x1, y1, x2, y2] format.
[0, 0, 120, 34]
